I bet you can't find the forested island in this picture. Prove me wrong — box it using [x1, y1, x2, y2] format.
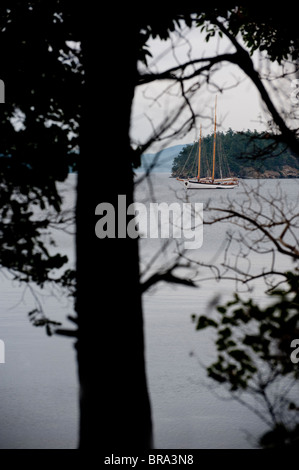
[171, 129, 299, 179]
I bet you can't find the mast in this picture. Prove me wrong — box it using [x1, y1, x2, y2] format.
[212, 95, 217, 182]
[197, 124, 202, 180]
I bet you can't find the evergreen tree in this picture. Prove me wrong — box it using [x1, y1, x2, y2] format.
[172, 131, 299, 178]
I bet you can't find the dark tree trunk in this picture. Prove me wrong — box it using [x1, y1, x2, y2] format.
[76, 19, 152, 450]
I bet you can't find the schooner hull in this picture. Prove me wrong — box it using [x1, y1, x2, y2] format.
[185, 179, 238, 189]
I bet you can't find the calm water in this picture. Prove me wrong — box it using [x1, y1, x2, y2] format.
[0, 173, 298, 448]
[136, 174, 299, 449]
[0, 175, 78, 449]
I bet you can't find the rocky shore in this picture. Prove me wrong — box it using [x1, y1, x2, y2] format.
[240, 165, 299, 178]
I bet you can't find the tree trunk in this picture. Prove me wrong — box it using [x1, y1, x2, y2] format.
[76, 21, 152, 449]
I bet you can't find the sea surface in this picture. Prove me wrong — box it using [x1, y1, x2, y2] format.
[0, 173, 298, 448]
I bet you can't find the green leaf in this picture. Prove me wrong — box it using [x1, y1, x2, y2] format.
[217, 306, 226, 314]
[228, 349, 251, 363]
[195, 316, 217, 330]
[207, 369, 226, 384]
[219, 327, 232, 339]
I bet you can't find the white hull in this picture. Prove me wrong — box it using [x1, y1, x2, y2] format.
[184, 179, 238, 189]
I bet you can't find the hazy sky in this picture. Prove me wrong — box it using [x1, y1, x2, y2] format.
[131, 22, 297, 152]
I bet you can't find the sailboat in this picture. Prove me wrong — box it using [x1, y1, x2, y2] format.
[179, 97, 239, 189]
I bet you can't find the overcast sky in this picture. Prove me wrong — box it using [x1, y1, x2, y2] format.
[131, 22, 297, 153]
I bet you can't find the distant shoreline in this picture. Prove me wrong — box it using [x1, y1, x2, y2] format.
[135, 171, 299, 180]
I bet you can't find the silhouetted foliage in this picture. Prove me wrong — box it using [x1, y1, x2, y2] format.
[196, 6, 299, 63]
[192, 271, 299, 446]
[0, 2, 81, 294]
